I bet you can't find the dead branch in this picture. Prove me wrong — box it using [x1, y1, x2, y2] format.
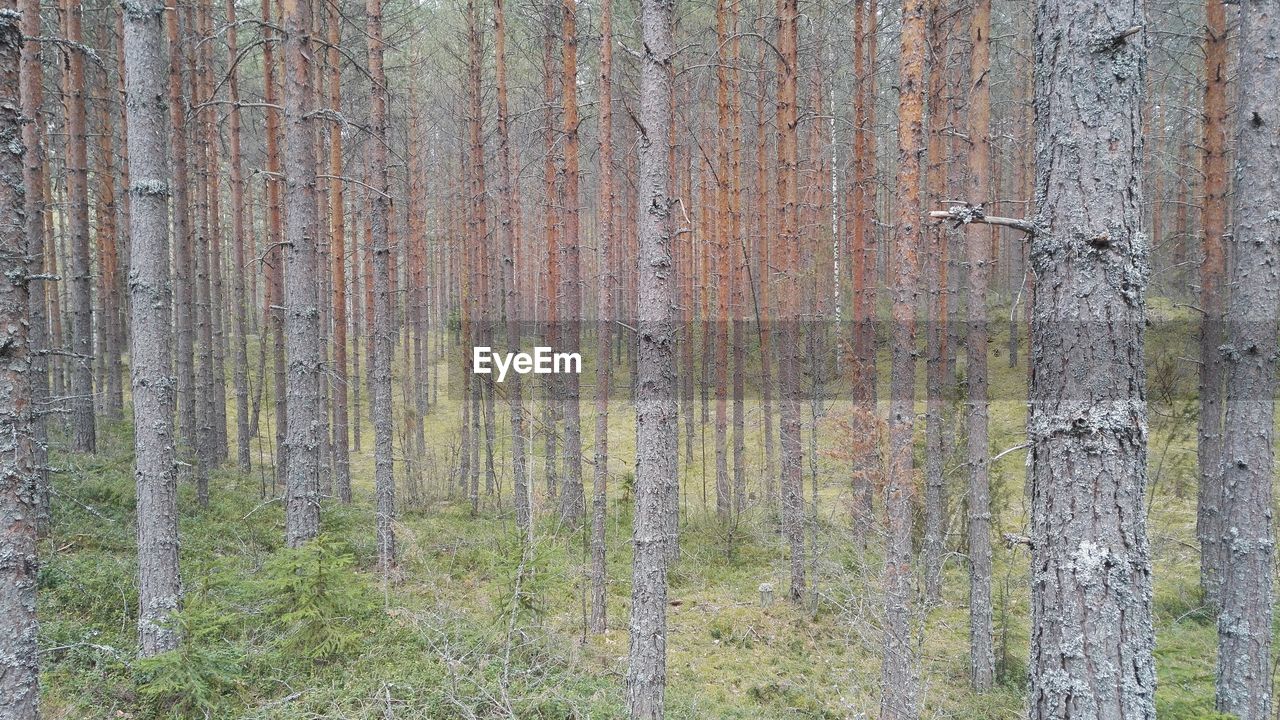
[930, 202, 1037, 236]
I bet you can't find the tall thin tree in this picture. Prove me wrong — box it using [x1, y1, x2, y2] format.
[557, 0, 584, 526]
[494, 0, 529, 535]
[1196, 0, 1227, 608]
[227, 0, 252, 470]
[369, 0, 396, 571]
[965, 0, 994, 691]
[627, 0, 676, 715]
[776, 0, 806, 604]
[124, 0, 182, 657]
[62, 0, 96, 452]
[19, 0, 49, 531]
[589, 0, 615, 633]
[280, 0, 322, 547]
[328, 0, 352, 503]
[880, 0, 926, 715]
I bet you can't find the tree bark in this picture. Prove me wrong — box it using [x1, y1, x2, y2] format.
[540, 21, 560, 505]
[879, 0, 925, 716]
[754, 44, 775, 510]
[168, 0, 195, 458]
[327, 0, 351, 503]
[62, 0, 96, 453]
[280, 0, 322, 547]
[368, 0, 396, 570]
[1196, 0, 1228, 609]
[849, 0, 878, 542]
[1, 3, 40, 713]
[227, 0, 251, 471]
[1026, 2, 1155, 717]
[776, 0, 806, 606]
[588, 0, 614, 634]
[713, 0, 732, 520]
[19, 0, 49, 535]
[556, 0, 584, 527]
[965, 0, 995, 692]
[922, 1, 949, 606]
[123, 0, 182, 658]
[494, 0, 527, 534]
[1214, 4, 1279, 716]
[92, 67, 122, 420]
[464, 0, 490, 515]
[627, 0, 676, 715]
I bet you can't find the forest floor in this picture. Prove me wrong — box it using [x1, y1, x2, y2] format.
[39, 302, 1242, 719]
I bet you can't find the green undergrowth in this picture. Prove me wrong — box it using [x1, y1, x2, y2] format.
[37, 310, 1270, 718]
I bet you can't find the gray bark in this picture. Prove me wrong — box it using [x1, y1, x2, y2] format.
[1214, 3, 1279, 716]
[557, 0, 584, 528]
[63, 0, 95, 453]
[281, 0, 321, 548]
[227, 0, 251, 471]
[966, 0, 995, 692]
[169, 0, 195, 459]
[1, 5, 40, 715]
[922, 227, 946, 606]
[19, 0, 48, 535]
[368, 0, 396, 571]
[494, 0, 529, 540]
[1027, 2, 1155, 717]
[588, 0, 614, 634]
[627, 0, 676, 715]
[123, 0, 182, 658]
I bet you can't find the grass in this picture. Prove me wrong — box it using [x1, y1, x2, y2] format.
[36, 307, 1265, 718]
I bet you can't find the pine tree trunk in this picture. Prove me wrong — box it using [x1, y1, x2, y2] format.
[965, 0, 994, 691]
[62, 0, 96, 453]
[493, 0, 528, 533]
[169, 0, 195, 457]
[123, 0, 182, 658]
[227, 0, 251, 471]
[879, 0, 925, 716]
[1196, 0, 1228, 609]
[368, 0, 396, 570]
[588, 0, 614, 634]
[19, 0, 49, 535]
[1026, 2, 1155, 716]
[921, 3, 949, 605]
[627, 0, 676, 715]
[541, 22, 560, 505]
[263, 0, 288, 488]
[754, 50, 775, 510]
[1214, 5, 1278, 716]
[713, 0, 732, 520]
[280, 0, 321, 547]
[202, 1, 227, 463]
[191, 9, 215, 497]
[1, 4, 40, 713]
[327, 0, 351, 502]
[776, 0, 806, 606]
[92, 75, 122, 420]
[464, 0, 489, 515]
[849, 0, 878, 540]
[556, 0, 584, 526]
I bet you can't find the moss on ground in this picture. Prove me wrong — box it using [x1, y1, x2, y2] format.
[37, 316, 1272, 718]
